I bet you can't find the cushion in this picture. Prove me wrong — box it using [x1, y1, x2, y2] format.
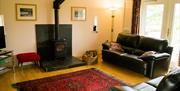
[122, 46, 135, 54]
[116, 33, 140, 48]
[139, 51, 156, 58]
[138, 36, 168, 53]
[134, 49, 145, 56]
[109, 42, 124, 52]
[121, 46, 145, 55]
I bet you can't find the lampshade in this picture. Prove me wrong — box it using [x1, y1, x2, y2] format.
[0, 15, 4, 26]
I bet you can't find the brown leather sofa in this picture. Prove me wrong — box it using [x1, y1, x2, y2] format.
[110, 68, 180, 91]
[102, 33, 173, 78]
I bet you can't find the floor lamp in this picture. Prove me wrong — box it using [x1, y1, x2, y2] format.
[109, 8, 118, 41]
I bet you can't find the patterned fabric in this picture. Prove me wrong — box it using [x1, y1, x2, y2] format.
[110, 42, 124, 52]
[13, 68, 126, 91]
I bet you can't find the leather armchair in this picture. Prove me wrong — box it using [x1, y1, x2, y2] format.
[110, 69, 180, 91]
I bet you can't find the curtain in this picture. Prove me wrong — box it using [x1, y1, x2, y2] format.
[179, 51, 180, 66]
[131, 0, 141, 34]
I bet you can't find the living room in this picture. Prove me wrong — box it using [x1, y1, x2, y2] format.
[0, 0, 179, 91]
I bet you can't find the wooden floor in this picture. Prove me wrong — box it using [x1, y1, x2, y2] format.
[0, 57, 149, 91]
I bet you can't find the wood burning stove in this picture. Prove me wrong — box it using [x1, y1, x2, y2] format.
[54, 38, 67, 59]
[53, 0, 67, 59]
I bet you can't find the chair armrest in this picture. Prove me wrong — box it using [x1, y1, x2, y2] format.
[110, 86, 136, 91]
[102, 42, 111, 50]
[146, 76, 164, 87]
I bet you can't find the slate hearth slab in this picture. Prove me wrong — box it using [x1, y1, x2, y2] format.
[40, 56, 86, 72]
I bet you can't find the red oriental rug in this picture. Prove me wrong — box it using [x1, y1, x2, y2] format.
[13, 68, 126, 91]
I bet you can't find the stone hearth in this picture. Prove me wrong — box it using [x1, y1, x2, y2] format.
[41, 57, 86, 71]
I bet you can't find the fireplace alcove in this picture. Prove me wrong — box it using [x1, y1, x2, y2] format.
[36, 24, 86, 71]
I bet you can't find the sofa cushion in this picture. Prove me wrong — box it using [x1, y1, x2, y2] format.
[133, 49, 145, 56]
[138, 36, 168, 53]
[122, 46, 145, 56]
[116, 33, 139, 48]
[122, 46, 136, 54]
[119, 54, 147, 75]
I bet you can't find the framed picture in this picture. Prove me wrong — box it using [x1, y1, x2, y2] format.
[16, 4, 37, 21]
[71, 7, 86, 21]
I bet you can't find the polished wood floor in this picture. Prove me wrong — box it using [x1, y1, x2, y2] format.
[0, 57, 149, 91]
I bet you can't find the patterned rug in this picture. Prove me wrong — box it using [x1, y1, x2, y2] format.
[13, 68, 126, 91]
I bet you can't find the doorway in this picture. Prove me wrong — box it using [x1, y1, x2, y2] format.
[141, 0, 180, 67]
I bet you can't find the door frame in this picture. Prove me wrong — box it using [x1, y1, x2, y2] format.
[140, 0, 167, 39]
[167, 0, 180, 44]
[141, 0, 180, 42]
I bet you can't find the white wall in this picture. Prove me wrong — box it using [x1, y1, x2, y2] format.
[0, 0, 124, 57]
[123, 0, 133, 34]
[0, 0, 54, 54]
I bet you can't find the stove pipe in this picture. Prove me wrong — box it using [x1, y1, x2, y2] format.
[53, 0, 65, 40]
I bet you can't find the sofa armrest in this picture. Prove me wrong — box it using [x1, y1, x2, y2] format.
[140, 53, 171, 78]
[152, 53, 170, 59]
[139, 53, 170, 61]
[110, 86, 136, 91]
[102, 42, 111, 50]
[164, 46, 173, 55]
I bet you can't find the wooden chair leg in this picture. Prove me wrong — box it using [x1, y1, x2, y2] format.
[38, 61, 40, 66]
[34, 61, 40, 66]
[20, 63, 23, 67]
[18, 62, 22, 67]
[18, 62, 20, 67]
[34, 61, 37, 65]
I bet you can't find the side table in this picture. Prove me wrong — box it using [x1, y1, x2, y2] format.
[0, 50, 15, 74]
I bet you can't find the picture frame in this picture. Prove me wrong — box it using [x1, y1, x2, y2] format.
[16, 4, 37, 21]
[71, 7, 86, 21]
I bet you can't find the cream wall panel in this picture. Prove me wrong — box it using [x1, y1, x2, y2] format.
[0, 0, 124, 57]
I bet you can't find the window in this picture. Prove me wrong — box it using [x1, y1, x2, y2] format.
[141, 4, 164, 39]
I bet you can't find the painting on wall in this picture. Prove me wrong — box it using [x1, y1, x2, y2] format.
[71, 7, 86, 21]
[16, 4, 37, 21]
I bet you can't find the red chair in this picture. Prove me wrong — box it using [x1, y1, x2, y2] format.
[16, 52, 40, 67]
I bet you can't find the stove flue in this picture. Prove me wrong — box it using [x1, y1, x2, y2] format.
[53, 0, 65, 40]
